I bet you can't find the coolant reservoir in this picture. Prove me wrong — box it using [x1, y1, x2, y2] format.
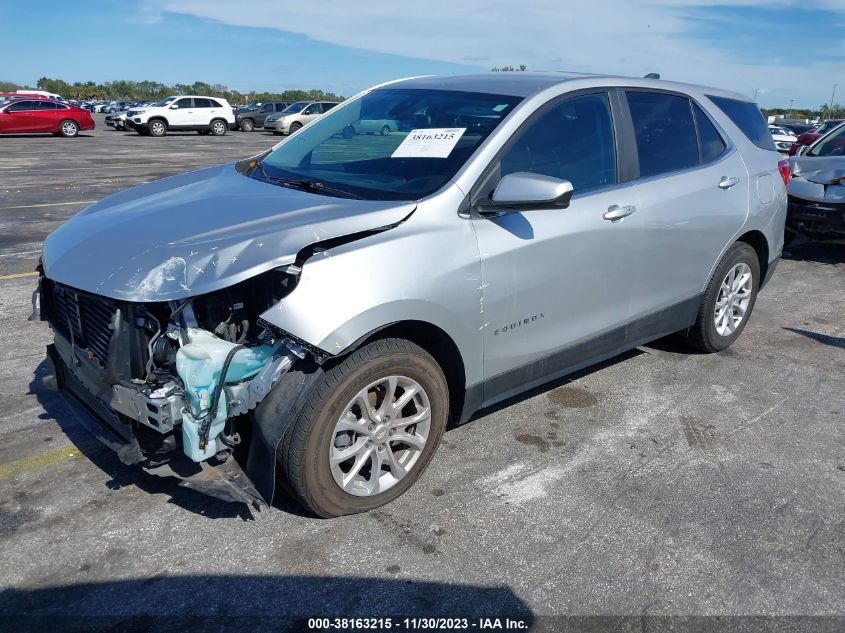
[176, 328, 281, 461]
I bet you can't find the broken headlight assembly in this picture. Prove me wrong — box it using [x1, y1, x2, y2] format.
[43, 265, 305, 504]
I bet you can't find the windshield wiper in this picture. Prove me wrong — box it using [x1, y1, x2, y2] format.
[255, 162, 362, 199]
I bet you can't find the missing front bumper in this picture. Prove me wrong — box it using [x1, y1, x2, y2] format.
[47, 344, 268, 509]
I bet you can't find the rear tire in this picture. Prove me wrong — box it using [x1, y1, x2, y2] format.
[278, 338, 449, 517]
[58, 120, 79, 137]
[380, 124, 391, 135]
[210, 119, 227, 136]
[240, 118, 255, 132]
[148, 119, 167, 137]
[684, 242, 760, 353]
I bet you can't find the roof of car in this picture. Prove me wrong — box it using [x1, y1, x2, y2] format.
[387, 72, 752, 102]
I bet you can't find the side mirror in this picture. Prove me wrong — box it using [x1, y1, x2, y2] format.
[169, 104, 179, 109]
[795, 144, 808, 156]
[481, 172, 573, 213]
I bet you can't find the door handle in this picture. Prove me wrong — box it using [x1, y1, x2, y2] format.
[603, 204, 637, 221]
[718, 176, 740, 189]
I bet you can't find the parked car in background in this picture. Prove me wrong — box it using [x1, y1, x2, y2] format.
[37, 74, 786, 517]
[769, 125, 797, 153]
[105, 112, 128, 130]
[0, 92, 49, 105]
[352, 118, 399, 135]
[786, 122, 845, 244]
[777, 122, 814, 136]
[0, 98, 94, 137]
[235, 101, 290, 131]
[263, 100, 340, 135]
[16, 89, 65, 102]
[788, 119, 844, 155]
[125, 96, 236, 137]
[104, 102, 131, 113]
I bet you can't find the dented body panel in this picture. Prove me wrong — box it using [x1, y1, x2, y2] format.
[259, 185, 485, 388]
[42, 162, 415, 301]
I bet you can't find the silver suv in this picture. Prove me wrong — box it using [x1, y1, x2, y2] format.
[37, 73, 787, 517]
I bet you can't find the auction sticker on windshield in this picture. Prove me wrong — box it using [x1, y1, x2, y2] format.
[391, 128, 467, 158]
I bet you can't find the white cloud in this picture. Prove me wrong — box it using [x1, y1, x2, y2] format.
[140, 0, 845, 107]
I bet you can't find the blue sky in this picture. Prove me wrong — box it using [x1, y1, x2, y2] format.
[1, 0, 842, 108]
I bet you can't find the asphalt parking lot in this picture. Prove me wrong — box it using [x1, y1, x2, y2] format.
[1, 114, 844, 630]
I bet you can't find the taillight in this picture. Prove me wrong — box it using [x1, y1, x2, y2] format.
[778, 159, 790, 187]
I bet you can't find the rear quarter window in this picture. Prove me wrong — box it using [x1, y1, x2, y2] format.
[707, 95, 775, 151]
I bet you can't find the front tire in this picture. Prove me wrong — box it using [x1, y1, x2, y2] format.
[278, 339, 448, 517]
[148, 119, 167, 137]
[58, 120, 79, 137]
[289, 121, 302, 134]
[685, 242, 760, 353]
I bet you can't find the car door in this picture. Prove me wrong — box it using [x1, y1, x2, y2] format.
[204, 98, 228, 124]
[471, 91, 638, 401]
[620, 91, 749, 320]
[299, 103, 322, 124]
[194, 98, 215, 125]
[31, 100, 61, 131]
[169, 97, 196, 127]
[0, 100, 38, 132]
[255, 103, 274, 126]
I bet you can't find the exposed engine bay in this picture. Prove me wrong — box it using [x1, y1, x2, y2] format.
[38, 264, 311, 509]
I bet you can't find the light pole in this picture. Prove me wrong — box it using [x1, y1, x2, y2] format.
[789, 99, 794, 119]
[753, 88, 759, 102]
[829, 84, 838, 120]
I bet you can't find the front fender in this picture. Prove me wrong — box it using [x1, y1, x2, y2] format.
[258, 206, 484, 387]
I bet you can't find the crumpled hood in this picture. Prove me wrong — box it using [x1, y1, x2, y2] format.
[43, 163, 415, 301]
[788, 155, 845, 204]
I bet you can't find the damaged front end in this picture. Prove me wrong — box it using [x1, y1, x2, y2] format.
[39, 266, 307, 509]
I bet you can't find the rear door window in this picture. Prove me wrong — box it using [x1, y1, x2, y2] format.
[707, 95, 775, 151]
[626, 91, 699, 178]
[193, 98, 212, 108]
[35, 101, 59, 109]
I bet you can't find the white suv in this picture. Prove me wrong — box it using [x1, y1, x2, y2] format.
[126, 96, 235, 137]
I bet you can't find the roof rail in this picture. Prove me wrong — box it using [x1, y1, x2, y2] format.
[643, 73, 660, 79]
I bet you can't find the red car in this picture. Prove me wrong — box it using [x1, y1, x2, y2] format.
[0, 98, 95, 137]
[788, 119, 844, 155]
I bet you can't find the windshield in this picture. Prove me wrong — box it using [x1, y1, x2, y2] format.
[281, 102, 309, 114]
[154, 97, 177, 107]
[808, 123, 845, 157]
[255, 88, 522, 200]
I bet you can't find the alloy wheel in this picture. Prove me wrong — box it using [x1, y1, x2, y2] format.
[61, 121, 78, 136]
[329, 375, 431, 497]
[714, 262, 753, 336]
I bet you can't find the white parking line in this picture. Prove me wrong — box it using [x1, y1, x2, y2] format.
[0, 249, 41, 258]
[0, 201, 96, 211]
[0, 271, 38, 281]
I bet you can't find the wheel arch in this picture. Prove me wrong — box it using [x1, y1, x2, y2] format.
[736, 230, 769, 284]
[328, 320, 467, 425]
[147, 115, 168, 126]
